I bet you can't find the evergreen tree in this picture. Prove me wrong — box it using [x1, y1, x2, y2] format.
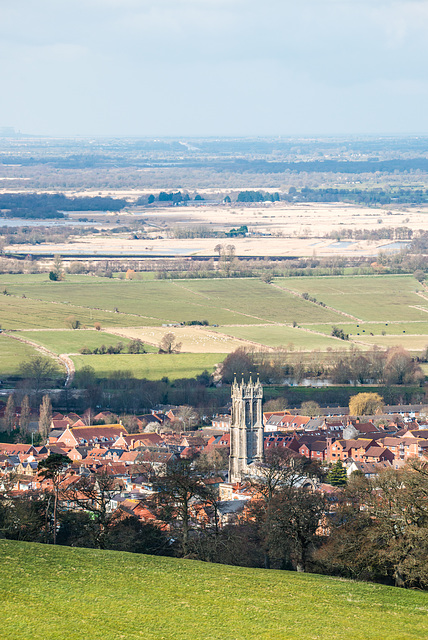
[327, 461, 347, 487]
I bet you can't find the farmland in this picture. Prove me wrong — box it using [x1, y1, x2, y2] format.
[1, 540, 428, 640]
[0, 335, 43, 376]
[71, 352, 225, 381]
[280, 275, 428, 322]
[13, 330, 149, 355]
[211, 324, 344, 350]
[0, 273, 427, 381]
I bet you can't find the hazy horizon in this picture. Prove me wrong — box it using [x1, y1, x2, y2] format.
[1, 1, 428, 138]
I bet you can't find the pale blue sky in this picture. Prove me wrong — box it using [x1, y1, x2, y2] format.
[1, 0, 427, 136]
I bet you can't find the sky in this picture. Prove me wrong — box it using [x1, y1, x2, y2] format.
[1, 0, 428, 137]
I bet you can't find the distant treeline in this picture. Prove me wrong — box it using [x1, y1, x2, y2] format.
[0, 193, 128, 219]
[294, 187, 428, 205]
[4, 154, 428, 174]
[234, 188, 428, 205]
[221, 158, 428, 174]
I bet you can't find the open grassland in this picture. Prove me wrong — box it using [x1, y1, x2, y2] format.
[279, 275, 428, 322]
[0, 335, 42, 376]
[0, 274, 427, 361]
[13, 329, 152, 355]
[304, 321, 428, 337]
[0, 275, 253, 326]
[353, 334, 428, 350]
[0, 295, 143, 330]
[211, 324, 345, 350]
[1, 540, 428, 640]
[71, 352, 224, 380]
[0, 274, 346, 326]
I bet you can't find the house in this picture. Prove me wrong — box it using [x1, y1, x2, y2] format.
[298, 440, 327, 461]
[346, 461, 392, 478]
[113, 433, 164, 450]
[211, 414, 231, 430]
[57, 425, 127, 448]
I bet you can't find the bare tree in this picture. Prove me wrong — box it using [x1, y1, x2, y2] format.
[19, 395, 31, 436]
[19, 355, 59, 395]
[38, 453, 71, 544]
[3, 394, 16, 434]
[177, 405, 199, 432]
[38, 394, 52, 440]
[159, 332, 182, 354]
[61, 472, 120, 549]
[150, 459, 206, 556]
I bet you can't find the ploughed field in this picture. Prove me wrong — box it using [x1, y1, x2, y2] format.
[1, 540, 427, 640]
[0, 273, 427, 381]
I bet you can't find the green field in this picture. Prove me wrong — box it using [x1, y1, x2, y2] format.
[71, 352, 225, 380]
[302, 321, 428, 336]
[0, 335, 43, 376]
[1, 274, 427, 378]
[0, 294, 144, 329]
[212, 324, 345, 350]
[279, 275, 428, 322]
[13, 330, 158, 355]
[0, 274, 346, 326]
[1, 540, 427, 640]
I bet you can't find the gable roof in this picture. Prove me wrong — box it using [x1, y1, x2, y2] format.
[58, 424, 127, 446]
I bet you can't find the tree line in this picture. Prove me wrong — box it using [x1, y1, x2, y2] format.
[0, 193, 128, 219]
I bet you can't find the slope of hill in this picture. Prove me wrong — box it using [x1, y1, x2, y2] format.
[1, 540, 427, 640]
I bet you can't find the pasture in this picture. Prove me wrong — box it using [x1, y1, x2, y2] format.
[1, 540, 428, 640]
[13, 329, 152, 355]
[71, 352, 224, 380]
[279, 275, 428, 322]
[0, 274, 427, 379]
[211, 324, 345, 350]
[0, 335, 42, 376]
[0, 294, 142, 330]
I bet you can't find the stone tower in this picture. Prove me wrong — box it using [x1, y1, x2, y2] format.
[229, 376, 264, 483]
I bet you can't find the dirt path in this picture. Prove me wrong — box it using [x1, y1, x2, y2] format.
[4, 332, 75, 387]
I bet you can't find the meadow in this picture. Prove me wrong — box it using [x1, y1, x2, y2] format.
[1, 540, 427, 640]
[13, 329, 153, 355]
[1, 273, 427, 381]
[211, 324, 345, 350]
[71, 352, 225, 380]
[279, 275, 428, 322]
[0, 335, 43, 376]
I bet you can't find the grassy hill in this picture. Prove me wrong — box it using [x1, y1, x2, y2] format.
[1, 540, 427, 640]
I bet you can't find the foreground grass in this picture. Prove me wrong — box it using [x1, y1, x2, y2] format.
[1, 540, 427, 640]
[71, 352, 225, 380]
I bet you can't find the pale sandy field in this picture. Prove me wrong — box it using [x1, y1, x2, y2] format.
[104, 326, 268, 354]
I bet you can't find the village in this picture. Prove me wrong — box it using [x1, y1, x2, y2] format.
[1, 387, 427, 535]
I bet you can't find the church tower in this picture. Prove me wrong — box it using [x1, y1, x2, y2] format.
[229, 376, 264, 484]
